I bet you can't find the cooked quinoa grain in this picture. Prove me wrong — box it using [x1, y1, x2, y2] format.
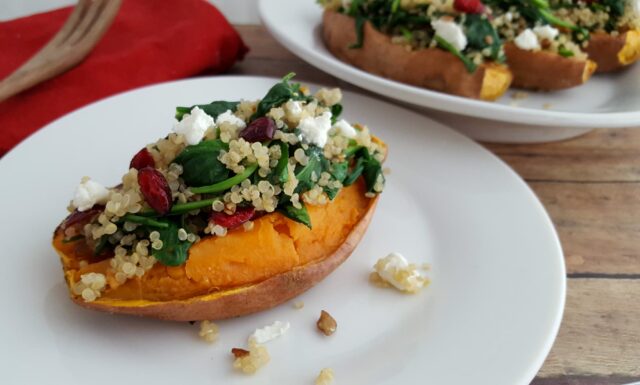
[232, 341, 270, 374]
[315, 368, 335, 385]
[198, 320, 219, 343]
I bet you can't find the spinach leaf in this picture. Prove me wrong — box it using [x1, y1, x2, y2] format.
[330, 104, 343, 124]
[464, 14, 502, 61]
[272, 142, 290, 184]
[343, 156, 365, 187]
[349, 15, 367, 49]
[362, 154, 384, 193]
[172, 140, 229, 187]
[93, 235, 109, 257]
[175, 101, 239, 121]
[324, 161, 349, 200]
[434, 35, 477, 73]
[279, 202, 312, 228]
[295, 146, 325, 192]
[152, 220, 192, 266]
[252, 73, 311, 120]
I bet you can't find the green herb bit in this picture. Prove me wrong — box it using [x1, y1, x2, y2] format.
[557, 45, 575, 58]
[273, 142, 290, 184]
[434, 35, 477, 73]
[349, 15, 367, 49]
[190, 163, 259, 194]
[175, 101, 239, 121]
[121, 215, 170, 229]
[279, 202, 312, 228]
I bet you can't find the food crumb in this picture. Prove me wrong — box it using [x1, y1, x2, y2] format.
[293, 301, 305, 310]
[372, 252, 429, 293]
[198, 320, 219, 343]
[542, 103, 553, 110]
[315, 368, 335, 385]
[511, 91, 529, 100]
[232, 341, 270, 374]
[383, 167, 392, 176]
[317, 310, 337, 336]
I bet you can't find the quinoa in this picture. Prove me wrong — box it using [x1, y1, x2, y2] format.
[315, 368, 335, 385]
[198, 320, 219, 343]
[232, 340, 270, 374]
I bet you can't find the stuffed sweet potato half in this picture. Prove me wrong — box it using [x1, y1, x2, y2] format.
[53, 75, 387, 321]
[551, 0, 640, 72]
[321, 0, 513, 100]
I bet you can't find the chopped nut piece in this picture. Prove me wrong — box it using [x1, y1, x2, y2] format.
[317, 310, 337, 336]
[315, 368, 335, 385]
[232, 341, 270, 374]
[231, 348, 250, 358]
[198, 320, 219, 343]
[293, 301, 305, 310]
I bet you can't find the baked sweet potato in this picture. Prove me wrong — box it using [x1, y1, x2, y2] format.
[504, 43, 597, 90]
[586, 30, 640, 73]
[53, 182, 378, 321]
[322, 10, 512, 101]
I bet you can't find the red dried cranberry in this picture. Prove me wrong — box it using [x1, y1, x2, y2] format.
[239, 117, 276, 142]
[138, 167, 173, 215]
[454, 0, 484, 14]
[211, 206, 255, 228]
[130, 148, 155, 170]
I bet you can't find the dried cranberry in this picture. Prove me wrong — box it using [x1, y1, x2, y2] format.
[62, 206, 102, 230]
[211, 206, 255, 228]
[239, 117, 276, 142]
[138, 167, 173, 215]
[454, 0, 484, 14]
[130, 148, 155, 170]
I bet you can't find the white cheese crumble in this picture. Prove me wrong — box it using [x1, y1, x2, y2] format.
[299, 111, 333, 148]
[216, 109, 247, 129]
[73, 177, 109, 212]
[374, 252, 427, 293]
[504, 12, 513, 22]
[285, 100, 303, 117]
[173, 106, 214, 145]
[514, 29, 540, 51]
[533, 25, 559, 41]
[248, 321, 290, 344]
[633, 0, 640, 16]
[431, 19, 467, 51]
[333, 119, 357, 138]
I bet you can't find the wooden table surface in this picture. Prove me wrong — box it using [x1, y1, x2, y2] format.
[230, 25, 640, 385]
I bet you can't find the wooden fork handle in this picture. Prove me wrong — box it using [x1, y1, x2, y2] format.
[0, 0, 122, 103]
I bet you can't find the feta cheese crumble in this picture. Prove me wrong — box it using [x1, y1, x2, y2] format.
[249, 321, 290, 344]
[533, 25, 559, 41]
[514, 29, 540, 51]
[299, 111, 333, 147]
[173, 106, 214, 145]
[373, 252, 428, 293]
[216, 109, 247, 129]
[73, 177, 109, 211]
[333, 119, 357, 138]
[431, 19, 467, 51]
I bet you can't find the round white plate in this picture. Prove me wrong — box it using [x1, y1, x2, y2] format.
[259, 0, 640, 142]
[0, 76, 564, 385]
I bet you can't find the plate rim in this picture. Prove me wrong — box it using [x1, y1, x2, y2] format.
[258, 0, 640, 128]
[0, 75, 566, 385]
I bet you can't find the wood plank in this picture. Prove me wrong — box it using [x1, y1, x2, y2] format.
[531, 182, 640, 275]
[537, 279, 640, 378]
[532, 376, 639, 385]
[486, 129, 640, 183]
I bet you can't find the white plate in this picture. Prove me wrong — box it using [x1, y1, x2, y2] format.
[259, 0, 640, 142]
[0, 76, 564, 385]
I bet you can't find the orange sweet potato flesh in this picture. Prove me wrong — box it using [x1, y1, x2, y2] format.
[53, 181, 378, 321]
[322, 10, 512, 101]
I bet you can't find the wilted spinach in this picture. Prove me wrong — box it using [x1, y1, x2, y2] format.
[172, 140, 229, 187]
[152, 220, 192, 266]
[175, 101, 239, 120]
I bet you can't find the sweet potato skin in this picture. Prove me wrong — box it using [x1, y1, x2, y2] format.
[586, 30, 640, 73]
[322, 10, 512, 101]
[504, 43, 597, 90]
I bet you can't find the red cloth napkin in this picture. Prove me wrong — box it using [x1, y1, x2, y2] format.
[0, 0, 248, 155]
